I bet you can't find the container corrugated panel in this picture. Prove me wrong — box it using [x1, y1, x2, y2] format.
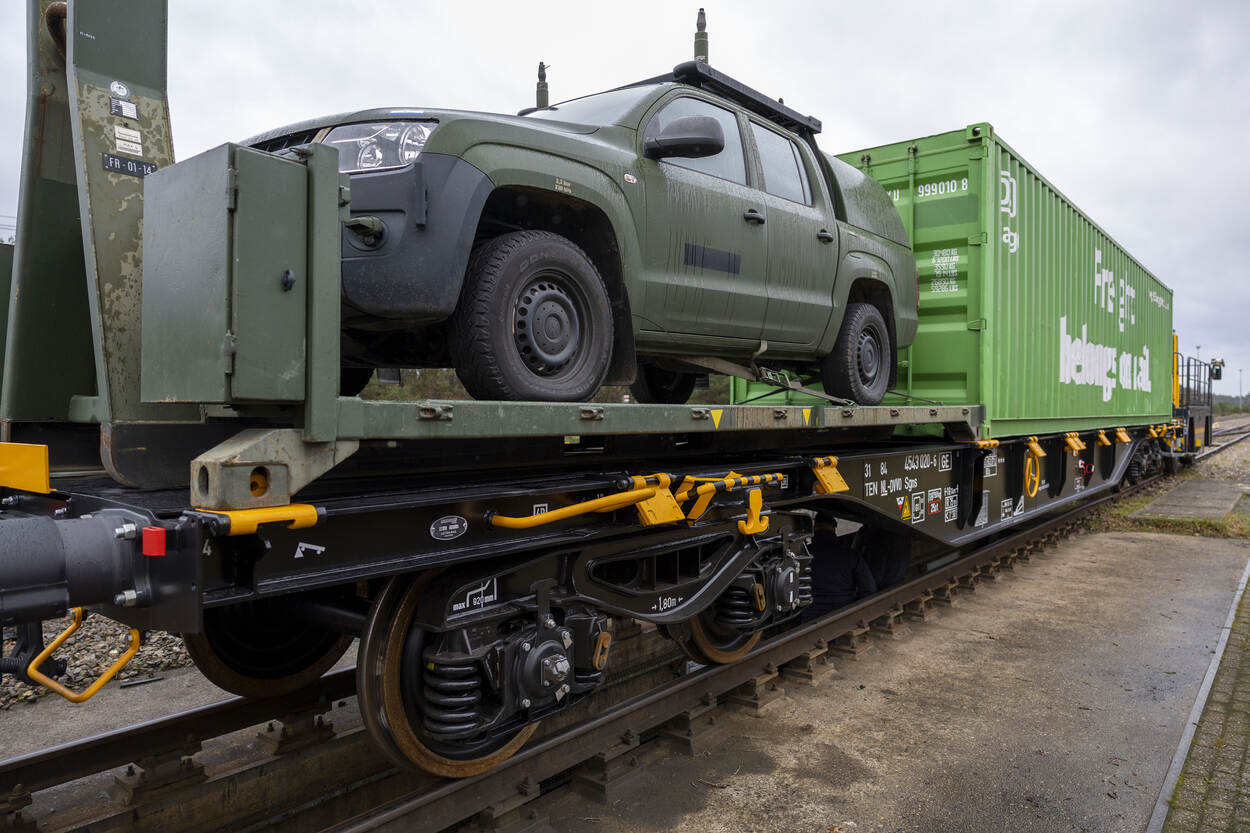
[732, 123, 1174, 439]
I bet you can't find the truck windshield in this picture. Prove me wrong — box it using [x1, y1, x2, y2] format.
[525, 84, 661, 126]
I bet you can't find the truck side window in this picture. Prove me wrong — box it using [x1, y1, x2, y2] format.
[648, 97, 746, 185]
[749, 122, 810, 204]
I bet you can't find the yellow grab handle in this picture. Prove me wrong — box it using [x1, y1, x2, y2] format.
[737, 488, 769, 535]
[489, 488, 658, 529]
[1024, 453, 1041, 499]
[26, 608, 141, 703]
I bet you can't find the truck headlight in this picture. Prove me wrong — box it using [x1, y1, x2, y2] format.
[324, 121, 436, 173]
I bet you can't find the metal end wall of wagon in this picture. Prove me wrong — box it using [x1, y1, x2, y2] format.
[735, 123, 1174, 440]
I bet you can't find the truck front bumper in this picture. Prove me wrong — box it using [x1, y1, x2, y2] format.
[341, 153, 493, 326]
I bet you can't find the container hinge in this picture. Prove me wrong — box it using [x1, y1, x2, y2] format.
[967, 319, 987, 331]
[221, 330, 237, 376]
[968, 232, 988, 246]
[226, 167, 239, 212]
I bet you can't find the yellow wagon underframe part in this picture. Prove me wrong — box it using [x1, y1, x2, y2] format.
[0, 441, 52, 494]
[26, 608, 141, 703]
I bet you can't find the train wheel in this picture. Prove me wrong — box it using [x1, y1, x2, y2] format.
[183, 600, 352, 698]
[357, 573, 538, 778]
[673, 610, 761, 665]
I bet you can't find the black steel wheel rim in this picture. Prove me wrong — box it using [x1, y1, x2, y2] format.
[202, 602, 342, 680]
[513, 272, 587, 377]
[856, 323, 884, 388]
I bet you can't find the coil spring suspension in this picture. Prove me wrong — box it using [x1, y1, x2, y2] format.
[713, 580, 758, 632]
[422, 655, 485, 737]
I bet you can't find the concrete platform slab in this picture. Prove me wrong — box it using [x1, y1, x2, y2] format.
[1133, 479, 1244, 520]
[541, 532, 1250, 833]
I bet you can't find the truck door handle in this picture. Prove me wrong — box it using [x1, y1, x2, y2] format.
[743, 209, 766, 225]
[816, 229, 835, 243]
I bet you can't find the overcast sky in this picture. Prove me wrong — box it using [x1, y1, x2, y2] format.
[1, 1, 1247, 398]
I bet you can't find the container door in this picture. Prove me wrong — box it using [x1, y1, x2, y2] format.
[636, 96, 767, 346]
[838, 129, 986, 409]
[746, 122, 835, 349]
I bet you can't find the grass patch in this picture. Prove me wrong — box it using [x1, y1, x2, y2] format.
[1083, 491, 1250, 538]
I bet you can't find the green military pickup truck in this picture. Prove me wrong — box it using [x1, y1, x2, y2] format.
[247, 61, 917, 405]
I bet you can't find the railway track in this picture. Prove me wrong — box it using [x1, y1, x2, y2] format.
[2, 430, 1246, 833]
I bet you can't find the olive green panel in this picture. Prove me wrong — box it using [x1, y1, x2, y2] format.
[1, 0, 97, 423]
[141, 144, 311, 404]
[636, 157, 768, 343]
[302, 147, 348, 442]
[0, 243, 12, 394]
[140, 144, 232, 403]
[64, 0, 197, 425]
[230, 149, 308, 401]
[334, 398, 981, 440]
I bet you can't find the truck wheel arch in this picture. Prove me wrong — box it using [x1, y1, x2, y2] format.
[470, 185, 637, 386]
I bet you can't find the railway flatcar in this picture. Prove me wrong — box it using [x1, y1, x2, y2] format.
[0, 2, 1211, 781]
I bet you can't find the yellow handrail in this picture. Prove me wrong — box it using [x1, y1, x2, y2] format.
[489, 488, 658, 529]
[26, 608, 141, 703]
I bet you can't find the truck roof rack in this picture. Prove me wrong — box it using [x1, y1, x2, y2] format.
[629, 61, 822, 136]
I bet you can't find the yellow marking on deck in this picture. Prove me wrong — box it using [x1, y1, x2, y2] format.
[802, 408, 811, 426]
[710, 409, 723, 429]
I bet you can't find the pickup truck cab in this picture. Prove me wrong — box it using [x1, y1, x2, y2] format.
[246, 61, 917, 404]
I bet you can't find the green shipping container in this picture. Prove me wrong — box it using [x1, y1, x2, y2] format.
[732, 123, 1174, 439]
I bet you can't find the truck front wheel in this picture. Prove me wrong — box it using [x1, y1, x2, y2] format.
[821, 302, 892, 405]
[452, 231, 613, 402]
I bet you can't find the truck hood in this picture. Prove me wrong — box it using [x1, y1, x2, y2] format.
[241, 106, 599, 149]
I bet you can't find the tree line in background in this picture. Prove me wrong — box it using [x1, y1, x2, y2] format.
[1215, 397, 1249, 415]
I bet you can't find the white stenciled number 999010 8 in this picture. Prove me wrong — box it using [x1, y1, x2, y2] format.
[916, 178, 969, 198]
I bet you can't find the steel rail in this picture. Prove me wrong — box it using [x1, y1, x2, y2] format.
[0, 668, 355, 797]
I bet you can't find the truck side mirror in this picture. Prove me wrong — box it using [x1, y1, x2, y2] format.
[644, 116, 724, 160]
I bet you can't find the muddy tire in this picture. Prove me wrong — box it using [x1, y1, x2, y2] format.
[821, 302, 892, 405]
[451, 231, 612, 402]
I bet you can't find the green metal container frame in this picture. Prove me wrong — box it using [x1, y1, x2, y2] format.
[734, 123, 1174, 440]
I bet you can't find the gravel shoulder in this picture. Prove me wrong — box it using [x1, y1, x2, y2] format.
[1, 615, 192, 710]
[543, 531, 1250, 833]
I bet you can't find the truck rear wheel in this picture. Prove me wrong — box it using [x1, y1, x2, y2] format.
[452, 231, 612, 402]
[821, 302, 891, 405]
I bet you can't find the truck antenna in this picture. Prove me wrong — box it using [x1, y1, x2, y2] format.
[536, 61, 549, 109]
[694, 8, 708, 63]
